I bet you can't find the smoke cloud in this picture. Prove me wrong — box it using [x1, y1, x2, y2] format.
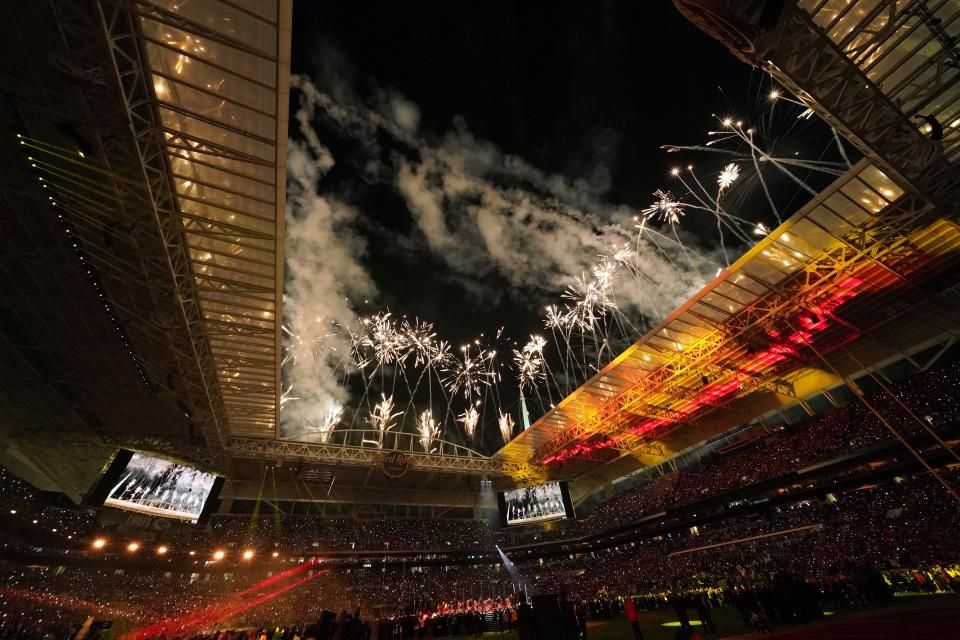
[281, 63, 717, 438]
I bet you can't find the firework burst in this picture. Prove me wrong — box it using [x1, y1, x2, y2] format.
[401, 318, 438, 368]
[513, 335, 547, 389]
[641, 189, 686, 225]
[443, 345, 496, 398]
[360, 312, 408, 368]
[544, 304, 570, 330]
[717, 162, 740, 192]
[562, 272, 618, 331]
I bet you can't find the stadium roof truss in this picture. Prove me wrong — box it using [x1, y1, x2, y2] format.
[675, 0, 960, 208]
[496, 158, 960, 477]
[97, 0, 292, 440]
[229, 431, 501, 476]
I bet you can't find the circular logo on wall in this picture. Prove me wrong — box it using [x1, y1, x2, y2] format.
[382, 451, 409, 478]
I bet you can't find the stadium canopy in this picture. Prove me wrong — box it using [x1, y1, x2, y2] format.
[134, 0, 292, 438]
[496, 158, 960, 482]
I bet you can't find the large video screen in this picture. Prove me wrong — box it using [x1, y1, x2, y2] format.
[104, 452, 218, 523]
[500, 481, 573, 526]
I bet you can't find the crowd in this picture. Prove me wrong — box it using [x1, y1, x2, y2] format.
[1, 365, 959, 637]
[180, 364, 960, 555]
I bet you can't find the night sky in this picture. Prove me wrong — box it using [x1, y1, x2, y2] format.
[284, 2, 851, 450]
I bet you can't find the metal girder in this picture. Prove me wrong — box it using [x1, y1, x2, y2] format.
[530, 159, 957, 466]
[93, 0, 232, 460]
[500, 461, 550, 485]
[2, 0, 230, 466]
[674, 0, 960, 211]
[229, 437, 504, 476]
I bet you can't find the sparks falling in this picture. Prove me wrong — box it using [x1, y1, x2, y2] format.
[305, 404, 342, 443]
[458, 404, 480, 441]
[418, 410, 440, 452]
[498, 411, 515, 444]
[364, 394, 401, 447]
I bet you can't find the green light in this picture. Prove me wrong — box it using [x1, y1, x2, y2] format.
[661, 621, 704, 627]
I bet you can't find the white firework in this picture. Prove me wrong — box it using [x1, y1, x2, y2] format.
[418, 410, 441, 452]
[513, 335, 547, 389]
[281, 316, 335, 368]
[306, 404, 342, 443]
[442, 345, 496, 398]
[365, 394, 401, 447]
[498, 411, 515, 444]
[360, 312, 408, 368]
[401, 318, 437, 368]
[611, 245, 633, 265]
[717, 162, 740, 192]
[458, 405, 480, 441]
[429, 339, 453, 368]
[562, 272, 618, 331]
[641, 189, 686, 225]
[544, 304, 571, 330]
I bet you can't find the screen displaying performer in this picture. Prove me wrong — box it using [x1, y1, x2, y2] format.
[104, 453, 217, 523]
[501, 481, 570, 525]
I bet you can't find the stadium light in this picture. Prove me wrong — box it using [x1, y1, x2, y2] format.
[213, 550, 225, 560]
[157, 545, 168, 555]
[127, 542, 139, 552]
[92, 538, 107, 550]
[242, 549, 254, 560]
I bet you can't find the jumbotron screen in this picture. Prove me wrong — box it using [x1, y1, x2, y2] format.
[103, 452, 218, 523]
[499, 480, 574, 526]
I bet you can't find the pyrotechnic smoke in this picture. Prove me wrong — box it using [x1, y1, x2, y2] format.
[281, 103, 376, 440]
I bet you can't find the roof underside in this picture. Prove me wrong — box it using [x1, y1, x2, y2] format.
[798, 0, 960, 162]
[136, 0, 290, 438]
[496, 158, 960, 475]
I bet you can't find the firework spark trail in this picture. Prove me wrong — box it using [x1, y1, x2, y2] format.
[674, 168, 732, 265]
[498, 411, 515, 444]
[417, 409, 440, 452]
[723, 121, 820, 197]
[641, 189, 686, 225]
[280, 383, 299, 409]
[831, 126, 852, 168]
[363, 393, 401, 448]
[303, 404, 342, 443]
[443, 345, 496, 399]
[746, 128, 782, 224]
[458, 404, 480, 441]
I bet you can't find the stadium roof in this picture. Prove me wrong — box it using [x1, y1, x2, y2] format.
[495, 158, 960, 479]
[135, 0, 292, 438]
[797, 0, 960, 162]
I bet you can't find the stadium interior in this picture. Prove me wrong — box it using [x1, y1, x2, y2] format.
[1, 1, 959, 639]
